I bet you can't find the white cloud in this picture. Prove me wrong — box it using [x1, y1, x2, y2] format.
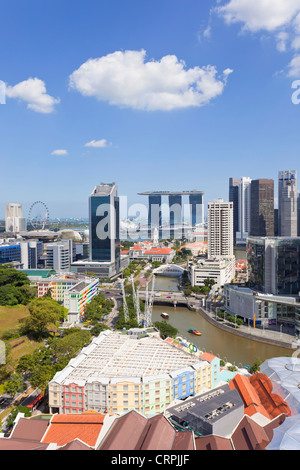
[6, 77, 60, 113]
[276, 32, 289, 51]
[215, 0, 300, 77]
[51, 149, 68, 156]
[85, 139, 111, 148]
[215, 0, 300, 33]
[292, 36, 300, 49]
[288, 54, 300, 76]
[69, 49, 233, 111]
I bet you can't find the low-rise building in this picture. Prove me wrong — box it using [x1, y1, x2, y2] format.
[165, 383, 244, 438]
[224, 284, 300, 334]
[128, 243, 175, 263]
[188, 257, 235, 288]
[0, 244, 21, 264]
[179, 242, 207, 256]
[28, 272, 99, 323]
[48, 329, 214, 416]
[71, 253, 129, 279]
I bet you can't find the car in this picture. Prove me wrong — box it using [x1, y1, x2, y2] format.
[166, 296, 172, 298]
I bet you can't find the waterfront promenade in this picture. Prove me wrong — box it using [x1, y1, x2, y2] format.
[198, 302, 297, 351]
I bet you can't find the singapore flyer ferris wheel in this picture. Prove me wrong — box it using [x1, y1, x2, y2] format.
[28, 201, 49, 230]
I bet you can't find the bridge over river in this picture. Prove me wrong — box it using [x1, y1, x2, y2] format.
[138, 290, 202, 310]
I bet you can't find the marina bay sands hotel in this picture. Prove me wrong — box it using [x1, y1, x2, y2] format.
[138, 190, 204, 239]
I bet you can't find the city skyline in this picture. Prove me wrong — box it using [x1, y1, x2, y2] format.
[1, 1, 300, 219]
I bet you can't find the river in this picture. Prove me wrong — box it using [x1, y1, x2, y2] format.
[152, 276, 292, 366]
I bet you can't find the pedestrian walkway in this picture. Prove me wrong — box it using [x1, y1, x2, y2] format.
[105, 298, 119, 327]
[200, 305, 297, 350]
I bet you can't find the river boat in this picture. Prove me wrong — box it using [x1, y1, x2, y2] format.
[188, 328, 202, 336]
[161, 312, 169, 319]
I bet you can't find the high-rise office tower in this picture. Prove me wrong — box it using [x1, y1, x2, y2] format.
[89, 182, 120, 274]
[138, 190, 204, 240]
[236, 177, 252, 244]
[278, 170, 298, 237]
[148, 194, 162, 239]
[5, 203, 27, 233]
[207, 199, 234, 259]
[247, 236, 300, 295]
[298, 193, 300, 236]
[250, 179, 274, 237]
[229, 178, 239, 245]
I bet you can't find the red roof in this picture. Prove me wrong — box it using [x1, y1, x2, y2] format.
[131, 245, 144, 250]
[41, 412, 105, 448]
[250, 373, 291, 418]
[229, 374, 271, 420]
[144, 247, 172, 255]
[229, 373, 291, 421]
[200, 352, 217, 363]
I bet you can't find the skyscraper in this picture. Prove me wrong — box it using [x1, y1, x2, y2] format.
[278, 170, 298, 237]
[229, 178, 239, 245]
[5, 203, 27, 233]
[89, 182, 120, 274]
[250, 179, 274, 237]
[236, 177, 251, 245]
[207, 199, 234, 259]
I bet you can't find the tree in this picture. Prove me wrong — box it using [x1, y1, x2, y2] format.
[249, 359, 262, 374]
[91, 323, 110, 336]
[30, 364, 56, 392]
[25, 298, 65, 338]
[154, 321, 178, 339]
[84, 294, 114, 324]
[48, 329, 91, 364]
[0, 266, 34, 306]
[204, 278, 216, 289]
[4, 372, 24, 397]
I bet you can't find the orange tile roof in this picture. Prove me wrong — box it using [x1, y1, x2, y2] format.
[250, 373, 291, 419]
[131, 244, 144, 250]
[229, 374, 271, 420]
[41, 412, 105, 448]
[200, 352, 217, 363]
[144, 248, 172, 255]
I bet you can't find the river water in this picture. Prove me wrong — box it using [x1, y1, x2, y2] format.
[152, 276, 292, 366]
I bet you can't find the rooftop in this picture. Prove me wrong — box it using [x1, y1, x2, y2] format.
[51, 330, 204, 385]
[166, 384, 243, 425]
[138, 190, 204, 196]
[41, 412, 105, 448]
[91, 182, 117, 197]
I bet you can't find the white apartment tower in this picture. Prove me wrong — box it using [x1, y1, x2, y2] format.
[236, 177, 251, 244]
[278, 170, 298, 237]
[5, 203, 27, 233]
[207, 199, 234, 259]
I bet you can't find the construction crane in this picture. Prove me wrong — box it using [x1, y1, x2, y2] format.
[130, 275, 141, 325]
[144, 276, 155, 327]
[120, 278, 129, 323]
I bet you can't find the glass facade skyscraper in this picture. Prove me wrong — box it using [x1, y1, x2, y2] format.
[278, 170, 298, 237]
[229, 177, 239, 245]
[247, 236, 300, 296]
[250, 179, 274, 237]
[89, 182, 120, 274]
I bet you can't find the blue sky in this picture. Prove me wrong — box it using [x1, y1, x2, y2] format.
[1, 0, 300, 219]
